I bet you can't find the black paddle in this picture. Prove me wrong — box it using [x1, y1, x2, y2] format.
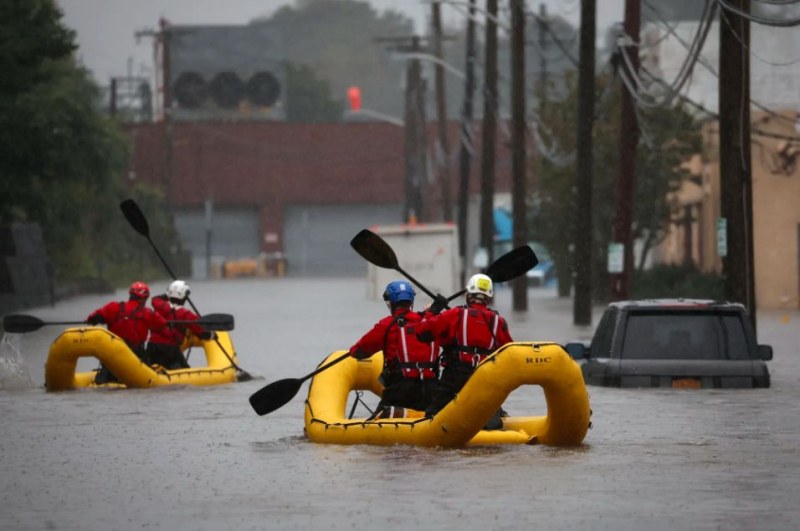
[248, 352, 352, 416]
[349, 229, 438, 300]
[119, 198, 254, 381]
[351, 228, 539, 303]
[446, 244, 539, 302]
[247, 236, 539, 416]
[3, 313, 235, 334]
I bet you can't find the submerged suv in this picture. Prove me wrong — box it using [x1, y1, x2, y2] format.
[566, 299, 773, 388]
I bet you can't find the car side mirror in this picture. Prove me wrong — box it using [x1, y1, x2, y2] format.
[564, 342, 587, 360]
[758, 344, 773, 361]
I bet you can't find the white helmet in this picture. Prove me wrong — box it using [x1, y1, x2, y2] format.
[167, 280, 190, 301]
[466, 273, 493, 298]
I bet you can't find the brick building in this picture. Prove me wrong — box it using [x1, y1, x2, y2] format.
[126, 120, 513, 277]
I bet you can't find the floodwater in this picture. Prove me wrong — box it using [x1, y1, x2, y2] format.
[1, 277, 799, 530]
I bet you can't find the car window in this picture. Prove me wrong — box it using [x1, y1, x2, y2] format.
[620, 311, 748, 361]
[590, 308, 618, 358]
[722, 314, 751, 360]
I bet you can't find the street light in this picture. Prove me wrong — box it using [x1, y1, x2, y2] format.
[344, 85, 403, 126]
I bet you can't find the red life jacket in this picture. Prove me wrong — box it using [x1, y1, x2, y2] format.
[107, 300, 151, 349]
[445, 304, 509, 366]
[383, 310, 438, 380]
[350, 308, 438, 380]
[149, 296, 204, 346]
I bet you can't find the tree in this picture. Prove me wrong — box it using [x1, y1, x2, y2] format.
[0, 0, 180, 289]
[285, 63, 343, 122]
[530, 70, 702, 301]
[257, 0, 414, 119]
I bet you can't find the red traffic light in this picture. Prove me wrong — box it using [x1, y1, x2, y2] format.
[347, 86, 361, 111]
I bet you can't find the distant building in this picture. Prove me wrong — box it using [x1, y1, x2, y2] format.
[639, 10, 800, 310]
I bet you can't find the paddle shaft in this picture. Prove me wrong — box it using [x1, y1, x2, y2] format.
[3, 313, 233, 334]
[120, 199, 249, 378]
[249, 352, 351, 415]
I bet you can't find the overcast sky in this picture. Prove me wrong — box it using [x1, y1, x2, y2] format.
[57, 0, 625, 84]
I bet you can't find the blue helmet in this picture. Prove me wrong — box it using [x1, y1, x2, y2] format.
[383, 280, 415, 304]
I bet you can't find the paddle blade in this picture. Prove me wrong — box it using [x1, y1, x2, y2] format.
[3, 315, 45, 333]
[350, 229, 399, 269]
[486, 245, 539, 283]
[195, 313, 235, 331]
[249, 378, 304, 416]
[120, 198, 150, 238]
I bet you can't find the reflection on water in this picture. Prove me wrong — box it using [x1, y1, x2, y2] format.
[1, 279, 799, 530]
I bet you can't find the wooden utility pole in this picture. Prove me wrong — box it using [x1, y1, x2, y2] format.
[457, 0, 477, 286]
[511, 0, 528, 312]
[719, 0, 756, 331]
[479, 0, 499, 265]
[432, 1, 453, 222]
[403, 36, 427, 223]
[611, 0, 640, 301]
[537, 3, 548, 114]
[574, 0, 596, 326]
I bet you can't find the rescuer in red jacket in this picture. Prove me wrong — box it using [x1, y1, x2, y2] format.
[147, 280, 214, 370]
[86, 281, 168, 383]
[349, 280, 440, 417]
[416, 273, 513, 427]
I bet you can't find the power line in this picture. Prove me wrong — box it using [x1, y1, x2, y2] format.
[715, 0, 800, 26]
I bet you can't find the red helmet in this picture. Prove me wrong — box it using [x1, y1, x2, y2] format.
[129, 281, 150, 299]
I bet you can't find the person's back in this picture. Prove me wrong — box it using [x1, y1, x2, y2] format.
[349, 280, 439, 415]
[147, 280, 211, 370]
[416, 273, 512, 425]
[86, 281, 166, 383]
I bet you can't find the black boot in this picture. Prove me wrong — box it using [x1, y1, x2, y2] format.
[483, 408, 504, 430]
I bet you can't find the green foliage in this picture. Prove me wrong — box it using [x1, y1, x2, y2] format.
[530, 70, 703, 302]
[632, 264, 724, 300]
[263, 0, 414, 119]
[0, 0, 182, 290]
[285, 63, 344, 122]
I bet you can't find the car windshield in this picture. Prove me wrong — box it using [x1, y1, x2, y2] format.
[620, 311, 752, 361]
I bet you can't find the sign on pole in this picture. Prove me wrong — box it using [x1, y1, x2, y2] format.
[716, 218, 728, 257]
[608, 243, 624, 274]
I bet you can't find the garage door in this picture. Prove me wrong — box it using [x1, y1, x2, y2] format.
[174, 207, 259, 278]
[283, 204, 403, 277]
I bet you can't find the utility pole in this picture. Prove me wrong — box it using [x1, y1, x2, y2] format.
[432, 2, 453, 223]
[611, 0, 640, 301]
[574, 0, 596, 326]
[403, 36, 427, 223]
[457, 0, 477, 286]
[480, 0, 499, 266]
[719, 0, 756, 331]
[511, 0, 528, 312]
[137, 19, 175, 208]
[537, 3, 548, 114]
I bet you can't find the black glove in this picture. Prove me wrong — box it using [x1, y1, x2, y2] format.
[429, 294, 449, 315]
[86, 315, 104, 325]
[351, 349, 372, 360]
[198, 331, 217, 340]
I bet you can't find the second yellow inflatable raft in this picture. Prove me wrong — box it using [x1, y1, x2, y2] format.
[45, 327, 240, 391]
[304, 342, 591, 447]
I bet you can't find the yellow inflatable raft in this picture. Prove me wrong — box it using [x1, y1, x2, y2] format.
[44, 327, 240, 391]
[304, 342, 591, 447]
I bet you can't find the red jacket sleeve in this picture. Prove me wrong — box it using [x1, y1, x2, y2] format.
[415, 308, 457, 344]
[349, 316, 391, 358]
[87, 301, 119, 324]
[174, 307, 205, 336]
[495, 315, 513, 346]
[145, 307, 167, 332]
